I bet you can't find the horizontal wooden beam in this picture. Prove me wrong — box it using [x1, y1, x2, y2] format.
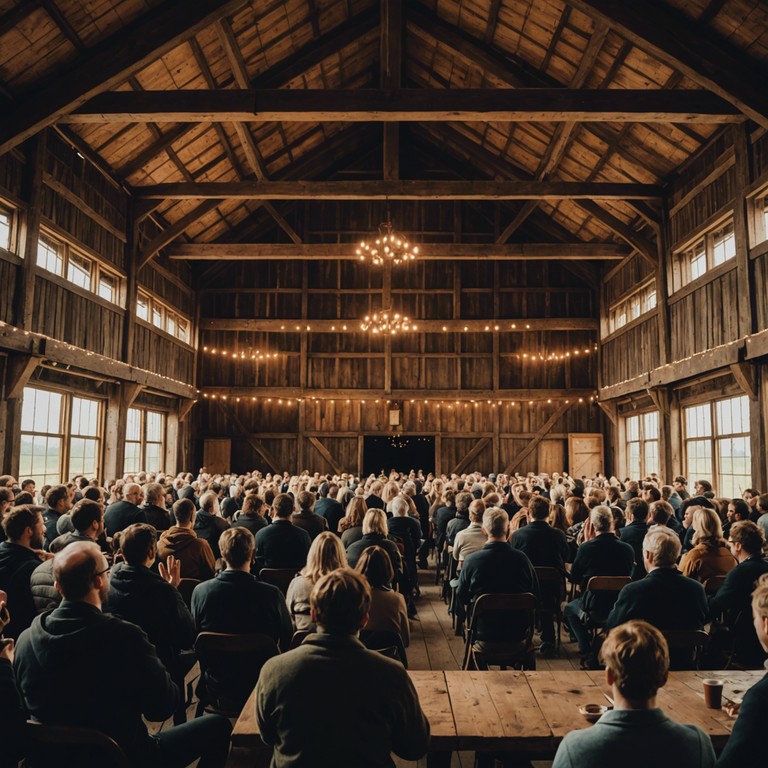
[201, 387, 597, 400]
[170, 242, 629, 261]
[201, 317, 598, 332]
[0, 322, 196, 399]
[134, 180, 662, 201]
[62, 88, 743, 123]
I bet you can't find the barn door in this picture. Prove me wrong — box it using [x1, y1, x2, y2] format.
[203, 438, 231, 474]
[568, 433, 604, 479]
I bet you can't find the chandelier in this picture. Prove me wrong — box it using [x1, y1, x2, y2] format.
[360, 309, 416, 335]
[355, 212, 419, 266]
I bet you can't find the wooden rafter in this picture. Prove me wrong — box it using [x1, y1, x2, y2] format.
[562, 0, 768, 130]
[381, 0, 402, 181]
[0, 0, 249, 155]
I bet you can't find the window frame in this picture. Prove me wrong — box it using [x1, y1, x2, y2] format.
[124, 406, 166, 475]
[607, 281, 657, 334]
[623, 409, 660, 479]
[672, 216, 736, 292]
[0, 202, 16, 254]
[136, 289, 192, 345]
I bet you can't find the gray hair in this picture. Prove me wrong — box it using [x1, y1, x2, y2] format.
[482, 507, 509, 539]
[389, 496, 409, 517]
[590, 504, 613, 534]
[199, 491, 219, 515]
[643, 526, 681, 568]
[142, 482, 164, 505]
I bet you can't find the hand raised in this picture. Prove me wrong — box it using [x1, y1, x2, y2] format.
[0, 600, 10, 635]
[159, 556, 182, 588]
[0, 638, 14, 664]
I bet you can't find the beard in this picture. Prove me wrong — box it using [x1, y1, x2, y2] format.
[31, 531, 44, 550]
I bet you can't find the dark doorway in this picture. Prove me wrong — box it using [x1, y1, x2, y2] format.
[363, 435, 435, 476]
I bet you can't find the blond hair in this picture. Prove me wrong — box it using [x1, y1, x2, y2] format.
[301, 531, 347, 584]
[362, 508, 388, 536]
[752, 573, 768, 620]
[691, 506, 725, 549]
[338, 496, 367, 532]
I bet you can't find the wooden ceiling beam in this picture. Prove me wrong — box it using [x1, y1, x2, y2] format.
[201, 387, 597, 400]
[561, 0, 768, 130]
[0, 0, 249, 155]
[170, 242, 629, 260]
[63, 88, 742, 123]
[381, 0, 403, 181]
[133, 179, 662, 200]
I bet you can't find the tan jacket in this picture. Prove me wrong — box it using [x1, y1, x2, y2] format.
[157, 526, 216, 581]
[679, 542, 737, 584]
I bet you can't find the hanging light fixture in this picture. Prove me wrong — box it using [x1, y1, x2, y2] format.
[360, 309, 416, 335]
[356, 209, 419, 266]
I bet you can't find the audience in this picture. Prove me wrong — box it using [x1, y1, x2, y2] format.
[104, 482, 146, 536]
[142, 482, 172, 531]
[0, 597, 25, 768]
[231, 493, 269, 536]
[679, 506, 737, 583]
[452, 499, 487, 564]
[256, 568, 429, 766]
[338, 496, 367, 547]
[345, 509, 403, 585]
[314, 482, 345, 534]
[619, 498, 649, 580]
[254, 493, 312, 570]
[193, 491, 230, 560]
[291, 490, 329, 540]
[157, 498, 216, 580]
[42, 485, 72, 550]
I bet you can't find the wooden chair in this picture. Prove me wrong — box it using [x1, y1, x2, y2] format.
[26, 721, 130, 768]
[194, 632, 279, 717]
[259, 567, 297, 596]
[661, 629, 710, 670]
[534, 566, 566, 652]
[360, 629, 408, 667]
[290, 629, 311, 649]
[177, 578, 200, 609]
[462, 593, 538, 671]
[578, 576, 632, 655]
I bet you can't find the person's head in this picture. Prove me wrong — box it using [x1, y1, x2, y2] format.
[564, 496, 589, 525]
[2, 505, 44, 548]
[455, 491, 473, 515]
[46, 484, 71, 514]
[527, 495, 550, 521]
[468, 498, 486, 523]
[219, 526, 255, 570]
[241, 494, 264, 517]
[728, 520, 765, 562]
[143, 482, 164, 507]
[648, 499, 673, 526]
[642, 526, 681, 570]
[0, 475, 18, 490]
[625, 497, 648, 523]
[481, 507, 509, 541]
[356, 545, 395, 589]
[120, 523, 157, 567]
[728, 498, 751, 523]
[548, 503, 568, 532]
[13, 491, 33, 506]
[123, 483, 143, 506]
[362, 509, 387, 536]
[70, 499, 104, 538]
[310, 567, 371, 635]
[756, 493, 768, 515]
[694, 479, 713, 496]
[272, 493, 295, 519]
[390, 496, 409, 517]
[302, 531, 347, 583]
[199, 490, 220, 516]
[172, 498, 196, 527]
[53, 541, 110, 606]
[601, 620, 669, 705]
[20, 479, 35, 494]
[297, 490, 315, 513]
[751, 574, 768, 653]
[691, 507, 725, 548]
[0, 487, 13, 515]
[642, 485, 661, 503]
[82, 486, 104, 503]
[590, 505, 613, 534]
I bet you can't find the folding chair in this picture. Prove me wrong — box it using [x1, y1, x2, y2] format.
[462, 593, 538, 671]
[661, 629, 710, 670]
[26, 721, 130, 768]
[259, 567, 297, 596]
[194, 632, 279, 717]
[577, 576, 632, 662]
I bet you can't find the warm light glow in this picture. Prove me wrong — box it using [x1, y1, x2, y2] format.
[355, 216, 419, 266]
[360, 309, 414, 335]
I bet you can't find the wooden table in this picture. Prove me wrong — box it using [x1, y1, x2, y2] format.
[232, 670, 763, 765]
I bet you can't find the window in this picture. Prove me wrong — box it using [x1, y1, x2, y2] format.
[0, 206, 12, 251]
[673, 217, 736, 290]
[125, 407, 165, 474]
[624, 411, 659, 479]
[136, 290, 191, 344]
[36, 231, 121, 303]
[19, 387, 102, 485]
[684, 395, 751, 498]
[608, 282, 657, 334]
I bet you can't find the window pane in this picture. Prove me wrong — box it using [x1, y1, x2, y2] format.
[19, 435, 62, 486]
[687, 439, 713, 479]
[37, 237, 63, 276]
[628, 442, 640, 479]
[689, 240, 706, 280]
[716, 395, 749, 435]
[166, 314, 176, 337]
[126, 408, 141, 441]
[67, 252, 91, 289]
[644, 440, 659, 476]
[22, 388, 63, 434]
[137, 296, 149, 321]
[146, 410, 163, 442]
[643, 411, 659, 439]
[152, 306, 163, 329]
[712, 222, 735, 266]
[625, 415, 639, 442]
[685, 404, 712, 438]
[98, 273, 116, 303]
[69, 437, 98, 478]
[0, 209, 10, 250]
[643, 286, 657, 313]
[145, 442, 162, 473]
[124, 442, 141, 474]
[717, 436, 751, 498]
[177, 320, 188, 343]
[71, 397, 99, 436]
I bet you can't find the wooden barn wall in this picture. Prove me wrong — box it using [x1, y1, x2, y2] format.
[0, 256, 17, 324]
[755, 252, 768, 331]
[0, 150, 24, 198]
[603, 254, 655, 308]
[194, 399, 602, 475]
[132, 322, 195, 384]
[601, 318, 660, 386]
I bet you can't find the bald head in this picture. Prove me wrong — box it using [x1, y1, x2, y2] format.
[123, 483, 143, 506]
[53, 541, 108, 604]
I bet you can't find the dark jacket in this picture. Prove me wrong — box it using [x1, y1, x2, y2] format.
[30, 558, 63, 614]
[142, 503, 171, 531]
[193, 510, 230, 560]
[619, 521, 649, 580]
[715, 667, 768, 768]
[42, 508, 63, 550]
[256, 633, 429, 767]
[412, 493, 431, 537]
[14, 601, 180, 762]
[456, 541, 538, 642]
[254, 519, 311, 570]
[156, 526, 216, 581]
[220, 497, 239, 520]
[346, 533, 402, 581]
[314, 497, 345, 534]
[104, 500, 146, 537]
[0, 657, 25, 768]
[232, 513, 268, 537]
[291, 511, 328, 541]
[48, 531, 92, 554]
[446, 513, 470, 546]
[107, 562, 196, 669]
[388, 515, 422, 566]
[434, 506, 455, 548]
[0, 542, 43, 639]
[511, 520, 569, 574]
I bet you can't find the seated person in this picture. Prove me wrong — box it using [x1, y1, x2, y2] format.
[314, 483, 345, 534]
[709, 521, 768, 667]
[286, 532, 347, 631]
[193, 491, 230, 561]
[157, 498, 216, 581]
[445, 496, 474, 548]
[563, 505, 634, 659]
[552, 620, 715, 768]
[256, 568, 429, 766]
[356, 545, 410, 648]
[452, 501, 487, 565]
[619, 498, 649, 580]
[254, 493, 312, 571]
[345, 509, 403, 587]
[141, 483, 172, 531]
[231, 493, 268, 536]
[0, 599, 25, 768]
[387, 496, 421, 582]
[606, 527, 708, 668]
[192, 527, 292, 709]
[104, 483, 146, 537]
[679, 506, 737, 583]
[42, 485, 72, 550]
[107, 524, 196, 724]
[716, 573, 768, 768]
[291, 491, 328, 541]
[14, 541, 231, 768]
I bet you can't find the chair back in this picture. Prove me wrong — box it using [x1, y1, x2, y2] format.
[26, 721, 130, 768]
[259, 567, 297, 595]
[469, 593, 538, 637]
[177, 578, 200, 608]
[360, 629, 408, 667]
[661, 629, 710, 670]
[704, 575, 727, 596]
[585, 576, 631, 593]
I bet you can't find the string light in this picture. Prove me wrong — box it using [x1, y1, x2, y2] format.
[360, 310, 416, 334]
[202, 345, 283, 362]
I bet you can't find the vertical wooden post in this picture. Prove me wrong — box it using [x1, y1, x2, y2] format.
[297, 398, 306, 472]
[300, 261, 308, 391]
[453, 262, 461, 390]
[380, 0, 401, 181]
[383, 261, 392, 394]
[122, 205, 139, 365]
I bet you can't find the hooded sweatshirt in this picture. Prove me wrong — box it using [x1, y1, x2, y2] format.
[193, 510, 230, 560]
[156, 526, 216, 581]
[13, 601, 180, 761]
[0, 541, 43, 639]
